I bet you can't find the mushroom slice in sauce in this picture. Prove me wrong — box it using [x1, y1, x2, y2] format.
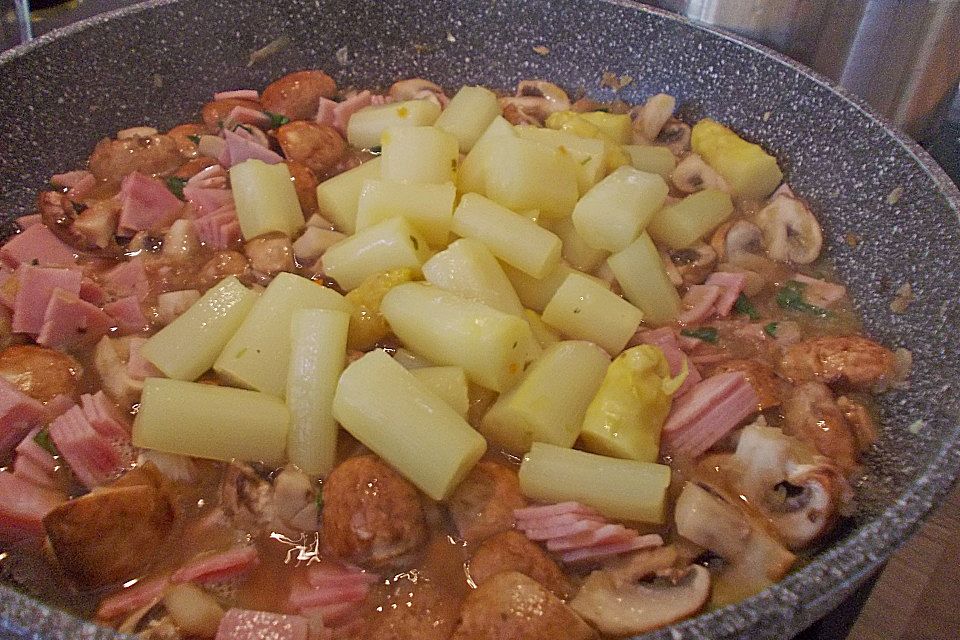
[754, 193, 823, 264]
[671, 153, 730, 193]
[570, 545, 710, 637]
[668, 243, 717, 286]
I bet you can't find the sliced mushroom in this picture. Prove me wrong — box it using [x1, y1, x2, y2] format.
[570, 546, 710, 637]
[754, 194, 823, 264]
[781, 381, 860, 474]
[674, 482, 795, 605]
[517, 80, 570, 110]
[388, 78, 449, 107]
[38, 191, 125, 258]
[654, 117, 691, 155]
[671, 153, 730, 193]
[499, 80, 571, 125]
[660, 249, 684, 286]
[631, 93, 676, 143]
[710, 220, 763, 263]
[668, 243, 717, 285]
[764, 462, 852, 549]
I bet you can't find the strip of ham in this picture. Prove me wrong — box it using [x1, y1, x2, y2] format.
[16, 214, 41, 230]
[195, 204, 242, 250]
[637, 327, 702, 396]
[156, 289, 201, 325]
[0, 471, 65, 541]
[218, 129, 283, 168]
[36, 290, 114, 349]
[678, 284, 721, 325]
[661, 371, 759, 458]
[96, 575, 170, 621]
[104, 295, 149, 335]
[791, 274, 847, 308]
[11, 266, 82, 334]
[43, 394, 76, 421]
[223, 107, 272, 131]
[171, 546, 260, 585]
[103, 257, 149, 300]
[12, 427, 59, 489]
[216, 609, 309, 640]
[288, 563, 376, 623]
[48, 405, 128, 488]
[514, 501, 664, 565]
[184, 186, 234, 216]
[186, 164, 229, 190]
[215, 89, 260, 101]
[80, 278, 106, 305]
[52, 170, 97, 201]
[0, 224, 77, 269]
[0, 379, 46, 457]
[315, 90, 379, 136]
[80, 392, 130, 441]
[705, 272, 747, 317]
[117, 172, 184, 235]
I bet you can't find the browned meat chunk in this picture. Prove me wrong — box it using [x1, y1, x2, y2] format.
[0, 345, 82, 403]
[322, 455, 427, 567]
[285, 161, 319, 218]
[220, 463, 318, 535]
[447, 462, 525, 545]
[837, 395, 878, 451]
[778, 336, 896, 390]
[275, 121, 347, 177]
[365, 577, 460, 640]
[782, 382, 860, 473]
[467, 531, 571, 598]
[200, 251, 249, 287]
[708, 358, 783, 411]
[88, 134, 182, 187]
[44, 464, 178, 589]
[261, 70, 337, 122]
[450, 571, 596, 640]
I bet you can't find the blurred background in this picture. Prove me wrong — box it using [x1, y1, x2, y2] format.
[1, 1, 958, 639]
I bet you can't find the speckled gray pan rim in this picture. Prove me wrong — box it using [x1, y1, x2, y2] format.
[1, 0, 959, 638]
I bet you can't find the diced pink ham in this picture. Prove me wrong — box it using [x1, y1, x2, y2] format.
[16, 214, 41, 229]
[51, 170, 92, 190]
[791, 274, 847, 308]
[48, 405, 127, 488]
[546, 524, 635, 552]
[307, 563, 379, 589]
[706, 272, 747, 317]
[0, 224, 77, 269]
[80, 392, 130, 441]
[11, 266, 82, 334]
[184, 186, 234, 215]
[678, 284, 722, 325]
[117, 172, 184, 235]
[171, 546, 259, 585]
[96, 575, 170, 621]
[662, 372, 759, 458]
[0, 379, 47, 457]
[315, 91, 375, 136]
[186, 164, 229, 189]
[215, 89, 260, 101]
[156, 289, 201, 326]
[557, 533, 664, 564]
[216, 609, 309, 640]
[636, 327, 702, 396]
[37, 290, 113, 349]
[0, 471, 65, 541]
[43, 394, 76, 421]
[520, 518, 605, 542]
[103, 257, 149, 300]
[13, 453, 58, 489]
[195, 204, 242, 249]
[104, 295, 149, 335]
[14, 428, 57, 473]
[79, 277, 106, 305]
[513, 501, 601, 520]
[223, 106, 272, 131]
[218, 129, 283, 168]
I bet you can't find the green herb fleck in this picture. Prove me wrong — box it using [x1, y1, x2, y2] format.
[315, 492, 324, 512]
[34, 429, 59, 457]
[187, 134, 202, 145]
[680, 327, 718, 344]
[776, 280, 831, 317]
[733, 293, 759, 320]
[763, 322, 779, 337]
[234, 123, 254, 135]
[264, 111, 290, 129]
[165, 176, 188, 200]
[580, 157, 591, 166]
[409, 235, 419, 251]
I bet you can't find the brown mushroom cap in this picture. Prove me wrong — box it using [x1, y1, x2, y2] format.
[570, 546, 710, 637]
[754, 194, 823, 264]
[671, 153, 730, 193]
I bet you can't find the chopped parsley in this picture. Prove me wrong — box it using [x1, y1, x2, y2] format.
[34, 429, 59, 457]
[165, 176, 188, 200]
[315, 492, 324, 513]
[680, 327, 718, 344]
[187, 134, 202, 145]
[776, 280, 831, 317]
[409, 236, 420, 251]
[763, 322, 779, 337]
[264, 111, 290, 129]
[733, 293, 759, 320]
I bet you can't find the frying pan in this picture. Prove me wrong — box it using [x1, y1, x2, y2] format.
[1, 1, 959, 638]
